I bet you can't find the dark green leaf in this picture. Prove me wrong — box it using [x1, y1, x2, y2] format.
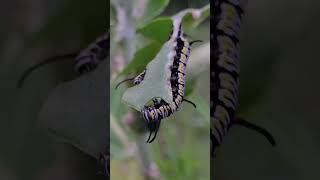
[139, 0, 170, 24]
[118, 41, 162, 76]
[38, 59, 109, 159]
[122, 39, 176, 111]
[137, 17, 172, 43]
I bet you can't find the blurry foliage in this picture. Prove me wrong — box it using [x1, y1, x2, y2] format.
[19, 0, 107, 55]
[0, 0, 107, 179]
[39, 59, 109, 159]
[23, 0, 109, 160]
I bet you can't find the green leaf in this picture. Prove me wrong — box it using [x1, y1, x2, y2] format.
[121, 39, 176, 111]
[118, 41, 162, 76]
[119, 4, 210, 77]
[137, 17, 172, 43]
[172, 4, 210, 31]
[139, 0, 170, 24]
[182, 4, 210, 29]
[38, 59, 109, 159]
[120, 4, 211, 111]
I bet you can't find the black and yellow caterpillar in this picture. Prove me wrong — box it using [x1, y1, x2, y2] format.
[74, 32, 108, 74]
[117, 24, 199, 143]
[18, 32, 109, 87]
[211, 0, 276, 156]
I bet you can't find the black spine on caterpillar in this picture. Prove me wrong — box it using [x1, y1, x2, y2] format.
[18, 32, 109, 87]
[211, 0, 275, 156]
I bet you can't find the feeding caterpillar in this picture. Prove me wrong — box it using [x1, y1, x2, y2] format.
[117, 24, 201, 143]
[18, 32, 109, 87]
[211, 0, 276, 156]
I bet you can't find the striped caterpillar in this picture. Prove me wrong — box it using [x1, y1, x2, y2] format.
[74, 32, 108, 74]
[18, 32, 109, 87]
[117, 24, 200, 143]
[211, 0, 276, 156]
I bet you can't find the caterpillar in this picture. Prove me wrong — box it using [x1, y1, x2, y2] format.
[74, 32, 108, 74]
[18, 32, 109, 87]
[211, 0, 276, 156]
[116, 23, 200, 143]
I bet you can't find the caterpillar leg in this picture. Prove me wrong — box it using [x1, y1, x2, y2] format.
[183, 99, 197, 108]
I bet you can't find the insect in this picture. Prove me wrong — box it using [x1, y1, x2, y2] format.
[211, 0, 276, 156]
[116, 23, 201, 143]
[18, 32, 109, 87]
